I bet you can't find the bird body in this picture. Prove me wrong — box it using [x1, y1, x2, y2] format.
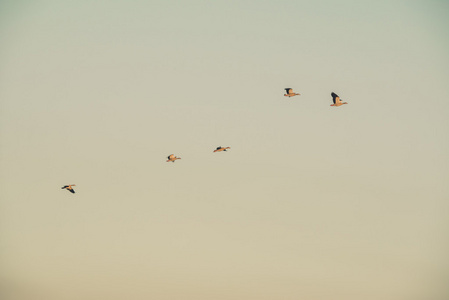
[167, 154, 181, 162]
[214, 146, 230, 152]
[284, 88, 300, 97]
[62, 185, 76, 193]
[330, 92, 348, 107]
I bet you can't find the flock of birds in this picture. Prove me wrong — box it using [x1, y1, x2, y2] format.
[285, 89, 348, 107]
[61, 90, 348, 194]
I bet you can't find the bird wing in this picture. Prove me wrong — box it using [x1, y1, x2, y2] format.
[168, 154, 174, 160]
[62, 185, 68, 189]
[216, 147, 222, 150]
[331, 92, 339, 104]
[285, 88, 291, 94]
[69, 188, 75, 193]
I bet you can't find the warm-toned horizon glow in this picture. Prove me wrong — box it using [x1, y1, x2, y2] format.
[1, 1, 448, 299]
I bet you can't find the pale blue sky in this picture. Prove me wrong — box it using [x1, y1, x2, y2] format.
[1, 1, 448, 299]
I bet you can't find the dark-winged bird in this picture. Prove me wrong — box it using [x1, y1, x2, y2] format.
[62, 184, 76, 193]
[167, 154, 181, 162]
[214, 146, 231, 152]
[284, 88, 300, 97]
[331, 92, 348, 107]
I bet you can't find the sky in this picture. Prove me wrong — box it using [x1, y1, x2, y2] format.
[1, 1, 448, 299]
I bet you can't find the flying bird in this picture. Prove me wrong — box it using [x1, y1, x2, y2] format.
[214, 146, 231, 152]
[61, 185, 76, 194]
[284, 88, 300, 97]
[167, 154, 181, 162]
[330, 92, 348, 107]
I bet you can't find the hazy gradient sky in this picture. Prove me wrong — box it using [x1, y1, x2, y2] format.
[1, 1, 449, 299]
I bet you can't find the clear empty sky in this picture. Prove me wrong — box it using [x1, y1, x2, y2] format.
[1, 1, 448, 299]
